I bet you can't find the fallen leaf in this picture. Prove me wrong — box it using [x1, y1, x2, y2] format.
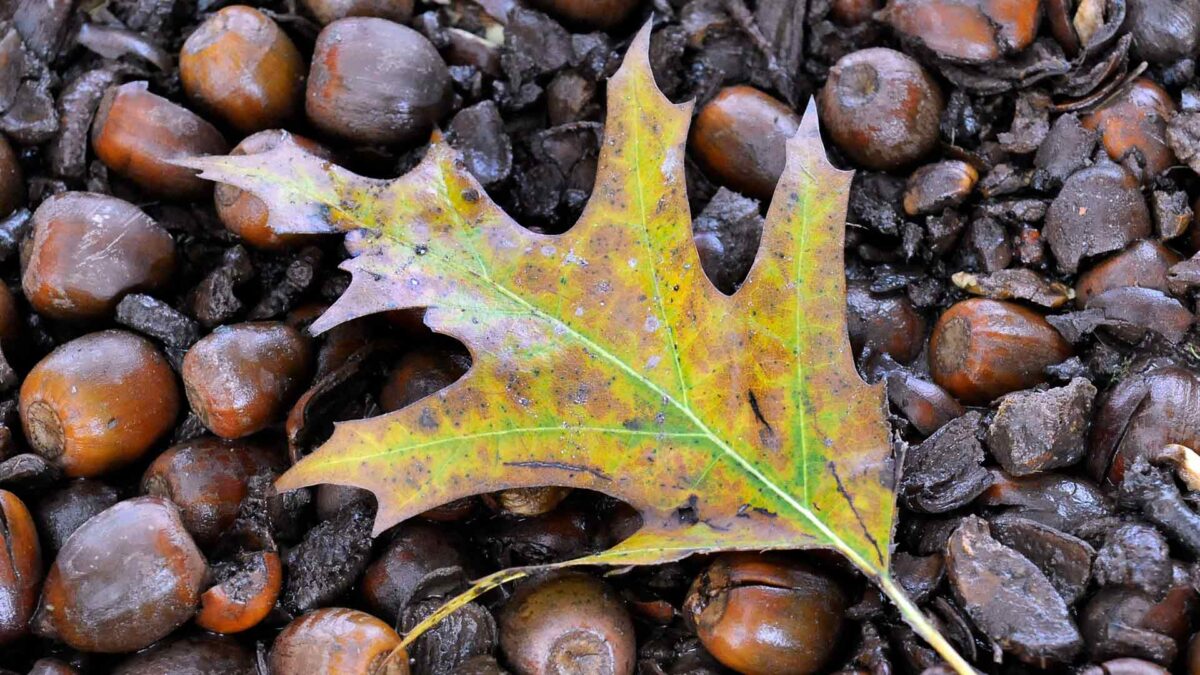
[181, 23, 969, 671]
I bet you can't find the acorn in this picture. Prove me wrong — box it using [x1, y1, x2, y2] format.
[526, 0, 643, 29]
[690, 86, 802, 201]
[1083, 79, 1177, 181]
[300, 0, 414, 25]
[33, 479, 120, 555]
[182, 322, 312, 439]
[1124, 0, 1200, 64]
[180, 5, 305, 133]
[33, 497, 206, 653]
[683, 553, 846, 675]
[196, 551, 283, 634]
[903, 160, 979, 215]
[831, 0, 884, 24]
[878, 0, 1041, 62]
[499, 571, 636, 675]
[0, 490, 41, 644]
[1075, 240, 1183, 307]
[270, 607, 409, 675]
[23, 192, 176, 320]
[819, 48, 943, 171]
[91, 81, 229, 199]
[361, 520, 466, 622]
[1088, 360, 1200, 486]
[847, 281, 927, 364]
[20, 330, 181, 477]
[306, 18, 452, 145]
[929, 299, 1072, 404]
[141, 437, 281, 546]
[379, 344, 472, 413]
[0, 132, 23, 218]
[1044, 161, 1151, 274]
[215, 130, 335, 249]
[111, 635, 256, 674]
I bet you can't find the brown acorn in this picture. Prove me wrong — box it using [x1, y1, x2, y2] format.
[306, 18, 452, 145]
[180, 5, 306, 133]
[182, 322, 313, 439]
[0, 490, 41, 644]
[215, 130, 335, 249]
[196, 551, 283, 634]
[819, 48, 943, 171]
[300, 0, 414, 25]
[929, 299, 1072, 404]
[1083, 79, 1177, 181]
[903, 160, 979, 215]
[91, 81, 229, 199]
[23, 192, 176, 320]
[270, 607, 409, 675]
[499, 571, 635, 675]
[1075, 240, 1183, 307]
[847, 281, 927, 364]
[111, 635, 256, 674]
[878, 0, 1041, 62]
[20, 330, 181, 477]
[33, 497, 206, 653]
[683, 553, 846, 675]
[526, 0, 643, 28]
[141, 437, 282, 546]
[690, 86, 802, 201]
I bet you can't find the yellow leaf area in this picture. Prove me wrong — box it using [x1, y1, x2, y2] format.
[184, 25, 894, 594]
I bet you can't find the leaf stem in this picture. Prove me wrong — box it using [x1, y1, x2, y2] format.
[877, 574, 977, 675]
[378, 563, 975, 675]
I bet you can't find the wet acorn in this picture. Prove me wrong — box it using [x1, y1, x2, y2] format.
[903, 160, 978, 215]
[23, 192, 176, 320]
[361, 520, 466, 622]
[20, 330, 181, 477]
[33, 479, 119, 555]
[878, 0, 1040, 61]
[306, 18, 452, 145]
[499, 571, 636, 675]
[215, 131, 335, 249]
[1044, 161, 1151, 274]
[182, 322, 312, 439]
[0, 490, 41, 644]
[1075, 240, 1183, 307]
[831, 0, 884, 24]
[91, 81, 229, 199]
[819, 48, 943, 171]
[111, 635, 256, 674]
[33, 497, 206, 653]
[1124, 0, 1200, 64]
[847, 281, 927, 364]
[196, 551, 283, 634]
[0, 133, 23, 218]
[180, 6, 305, 133]
[929, 299, 1072, 404]
[299, 0, 413, 24]
[270, 607, 409, 675]
[379, 343, 472, 413]
[1083, 79, 1177, 181]
[684, 553, 846, 675]
[689, 86, 801, 201]
[141, 437, 281, 546]
[1089, 360, 1200, 486]
[527, 0, 643, 28]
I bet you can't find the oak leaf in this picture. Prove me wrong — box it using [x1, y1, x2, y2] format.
[182, 24, 968, 671]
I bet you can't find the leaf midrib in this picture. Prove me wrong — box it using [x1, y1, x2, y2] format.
[309, 149, 878, 577]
